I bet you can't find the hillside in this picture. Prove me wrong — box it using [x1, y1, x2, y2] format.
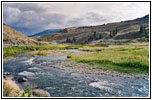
[34, 15, 149, 44]
[28, 29, 59, 37]
[3, 24, 40, 46]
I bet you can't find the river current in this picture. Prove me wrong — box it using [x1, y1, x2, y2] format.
[3, 53, 149, 97]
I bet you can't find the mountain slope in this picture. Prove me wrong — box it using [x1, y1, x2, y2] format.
[3, 24, 39, 46]
[28, 29, 59, 37]
[35, 15, 149, 44]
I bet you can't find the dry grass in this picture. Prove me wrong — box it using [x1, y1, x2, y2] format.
[3, 78, 20, 97]
[3, 78, 38, 97]
[3, 24, 39, 45]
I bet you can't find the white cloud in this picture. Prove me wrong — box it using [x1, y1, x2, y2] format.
[3, 2, 150, 35]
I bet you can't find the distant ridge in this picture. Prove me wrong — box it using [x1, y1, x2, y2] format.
[28, 29, 59, 37]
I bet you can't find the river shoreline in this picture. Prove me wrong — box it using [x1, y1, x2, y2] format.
[43, 60, 149, 80]
[3, 51, 149, 80]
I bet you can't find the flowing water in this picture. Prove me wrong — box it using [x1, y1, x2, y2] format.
[3, 52, 149, 97]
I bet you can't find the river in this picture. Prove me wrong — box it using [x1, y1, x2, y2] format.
[3, 51, 149, 97]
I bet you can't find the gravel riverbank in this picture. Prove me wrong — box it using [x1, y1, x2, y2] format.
[42, 60, 149, 80]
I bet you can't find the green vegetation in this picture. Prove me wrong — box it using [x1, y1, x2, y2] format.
[87, 32, 103, 42]
[72, 37, 76, 42]
[93, 31, 96, 37]
[88, 36, 93, 42]
[98, 34, 102, 40]
[68, 45, 149, 74]
[3, 43, 149, 74]
[66, 37, 76, 43]
[110, 27, 118, 38]
[3, 45, 85, 59]
[139, 25, 149, 38]
[15, 88, 41, 97]
[15, 88, 31, 97]
[3, 46, 35, 59]
[66, 37, 72, 43]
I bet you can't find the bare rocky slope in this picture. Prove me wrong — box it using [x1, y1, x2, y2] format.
[3, 24, 42, 46]
[34, 15, 149, 44]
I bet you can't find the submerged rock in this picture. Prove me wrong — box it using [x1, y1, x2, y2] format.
[29, 89, 50, 97]
[18, 77, 27, 82]
[3, 71, 11, 79]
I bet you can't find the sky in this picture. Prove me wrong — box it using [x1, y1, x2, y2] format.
[3, 2, 150, 35]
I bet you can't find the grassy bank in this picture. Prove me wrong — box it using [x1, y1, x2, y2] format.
[68, 45, 149, 74]
[3, 45, 85, 59]
[3, 43, 149, 74]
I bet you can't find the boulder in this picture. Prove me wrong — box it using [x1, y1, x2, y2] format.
[18, 77, 27, 82]
[29, 89, 50, 97]
[3, 75, 7, 79]
[3, 71, 10, 79]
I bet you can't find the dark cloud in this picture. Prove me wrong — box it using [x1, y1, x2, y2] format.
[3, 4, 67, 35]
[3, 3, 149, 35]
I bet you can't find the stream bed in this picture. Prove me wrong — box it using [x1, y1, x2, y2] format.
[3, 52, 149, 97]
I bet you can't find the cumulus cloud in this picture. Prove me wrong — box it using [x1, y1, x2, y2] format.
[3, 2, 150, 35]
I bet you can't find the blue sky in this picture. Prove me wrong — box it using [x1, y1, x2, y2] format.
[3, 2, 150, 35]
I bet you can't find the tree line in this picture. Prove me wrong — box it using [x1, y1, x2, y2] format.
[88, 31, 102, 42]
[139, 25, 149, 38]
[66, 37, 76, 43]
[66, 31, 103, 43]
[110, 27, 118, 38]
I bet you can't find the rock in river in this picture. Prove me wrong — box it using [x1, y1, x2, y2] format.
[29, 89, 50, 97]
[18, 77, 27, 82]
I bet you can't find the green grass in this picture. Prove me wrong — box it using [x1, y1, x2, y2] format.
[3, 45, 86, 59]
[3, 44, 149, 74]
[68, 47, 149, 74]
[3, 46, 34, 59]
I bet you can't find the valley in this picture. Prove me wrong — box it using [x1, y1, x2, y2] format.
[3, 14, 149, 97]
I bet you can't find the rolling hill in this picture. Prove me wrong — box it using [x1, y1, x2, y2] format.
[3, 24, 41, 46]
[34, 14, 149, 44]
